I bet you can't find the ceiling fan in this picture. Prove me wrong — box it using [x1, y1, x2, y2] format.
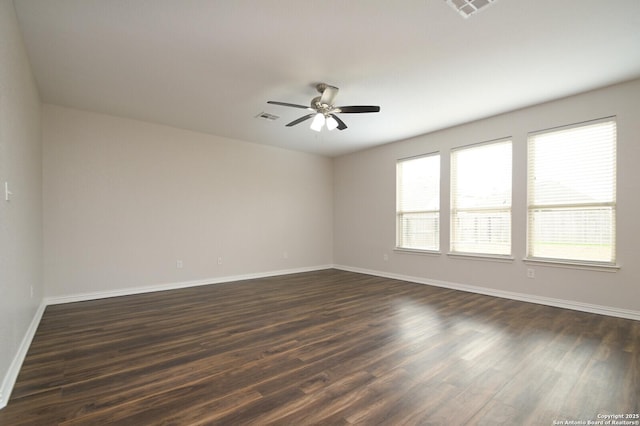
[267, 83, 380, 131]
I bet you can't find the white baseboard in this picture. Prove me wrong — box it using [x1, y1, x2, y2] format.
[0, 301, 46, 410]
[333, 264, 640, 321]
[45, 264, 334, 305]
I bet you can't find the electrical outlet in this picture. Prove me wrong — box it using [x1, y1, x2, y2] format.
[527, 268, 535, 279]
[176, 260, 183, 269]
[383, 253, 389, 261]
[217, 257, 223, 265]
[283, 251, 289, 259]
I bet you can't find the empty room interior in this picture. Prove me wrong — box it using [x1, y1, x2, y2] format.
[1, 0, 639, 424]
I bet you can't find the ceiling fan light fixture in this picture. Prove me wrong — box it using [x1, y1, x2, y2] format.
[267, 83, 380, 132]
[326, 115, 339, 131]
[310, 113, 325, 131]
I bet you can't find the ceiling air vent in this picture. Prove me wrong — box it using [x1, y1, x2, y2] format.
[445, 0, 497, 18]
[256, 112, 279, 121]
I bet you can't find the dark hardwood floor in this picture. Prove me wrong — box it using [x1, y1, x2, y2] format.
[1, 269, 638, 425]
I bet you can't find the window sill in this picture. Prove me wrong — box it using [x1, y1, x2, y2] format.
[523, 257, 620, 272]
[447, 252, 514, 263]
[394, 247, 441, 256]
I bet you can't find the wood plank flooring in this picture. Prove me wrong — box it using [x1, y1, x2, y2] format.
[1, 269, 638, 425]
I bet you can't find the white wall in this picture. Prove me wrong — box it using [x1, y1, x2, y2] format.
[334, 79, 640, 315]
[43, 105, 333, 298]
[0, 0, 43, 408]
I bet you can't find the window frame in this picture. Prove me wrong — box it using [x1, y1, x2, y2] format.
[449, 137, 513, 258]
[526, 117, 617, 268]
[396, 152, 441, 253]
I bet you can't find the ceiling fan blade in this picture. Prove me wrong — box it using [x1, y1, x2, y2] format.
[335, 105, 380, 113]
[286, 113, 315, 127]
[268, 101, 311, 110]
[330, 114, 348, 130]
[320, 85, 339, 106]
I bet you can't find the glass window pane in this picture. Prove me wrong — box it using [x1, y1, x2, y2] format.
[452, 210, 511, 255]
[451, 140, 512, 256]
[528, 207, 615, 262]
[399, 212, 440, 250]
[527, 119, 616, 263]
[397, 154, 440, 251]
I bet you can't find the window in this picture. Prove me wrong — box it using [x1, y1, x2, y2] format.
[527, 118, 616, 264]
[451, 139, 512, 256]
[396, 154, 440, 251]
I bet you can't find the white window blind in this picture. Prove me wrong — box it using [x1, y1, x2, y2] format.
[397, 154, 440, 251]
[527, 118, 616, 264]
[451, 139, 512, 255]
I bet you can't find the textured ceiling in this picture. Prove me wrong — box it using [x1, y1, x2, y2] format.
[14, 0, 640, 156]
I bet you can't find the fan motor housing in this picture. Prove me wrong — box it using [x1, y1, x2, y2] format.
[311, 96, 332, 113]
